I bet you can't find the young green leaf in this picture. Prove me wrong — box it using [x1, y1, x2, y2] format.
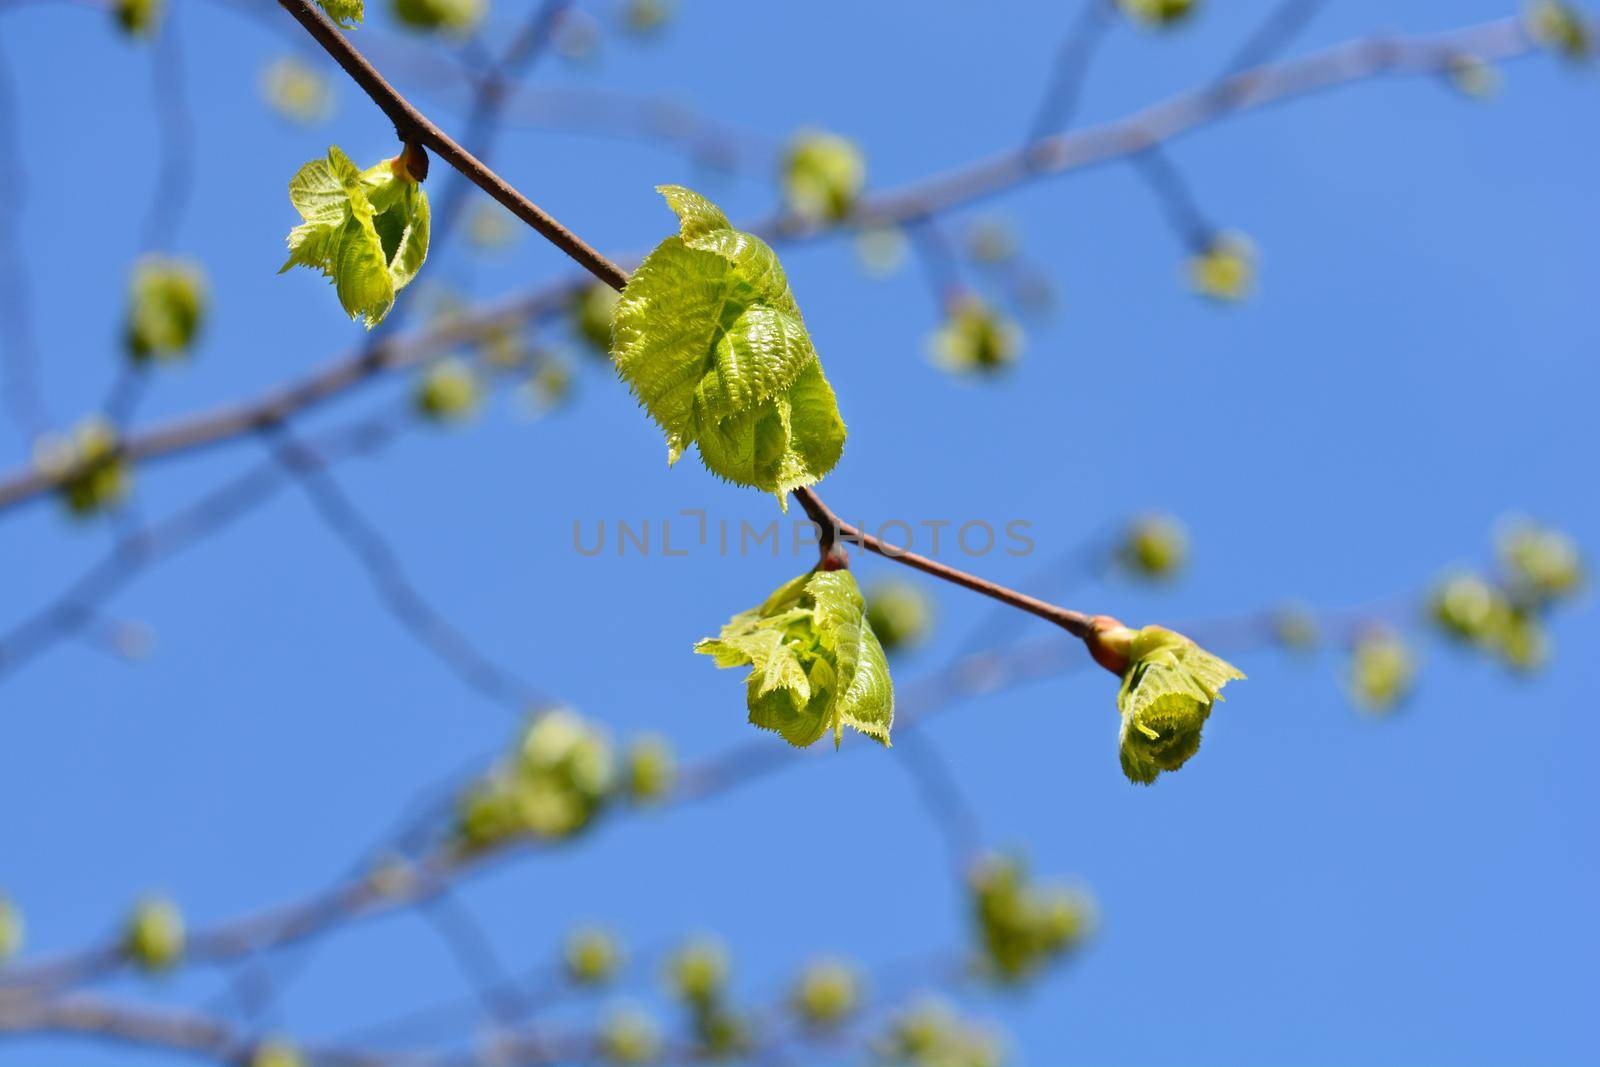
[611, 186, 846, 504]
[314, 0, 364, 27]
[279, 145, 431, 329]
[125, 257, 207, 363]
[696, 568, 894, 748]
[1091, 623, 1245, 785]
[781, 130, 866, 223]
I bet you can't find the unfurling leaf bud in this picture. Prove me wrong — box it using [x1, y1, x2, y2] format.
[313, 0, 363, 27]
[666, 938, 729, 1007]
[262, 57, 334, 125]
[414, 358, 481, 422]
[392, 0, 482, 33]
[564, 926, 622, 985]
[791, 959, 860, 1028]
[597, 1003, 663, 1064]
[969, 856, 1095, 982]
[1189, 233, 1256, 302]
[1118, 0, 1198, 29]
[623, 735, 676, 803]
[929, 296, 1022, 376]
[38, 419, 130, 517]
[1347, 629, 1416, 715]
[248, 1039, 306, 1067]
[1100, 624, 1245, 785]
[124, 896, 185, 972]
[1526, 1, 1593, 60]
[697, 569, 894, 748]
[0, 895, 23, 963]
[781, 130, 866, 223]
[125, 258, 207, 363]
[863, 579, 935, 654]
[1117, 514, 1188, 580]
[1497, 518, 1585, 607]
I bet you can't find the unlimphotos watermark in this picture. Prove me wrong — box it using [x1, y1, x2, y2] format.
[572, 511, 1036, 559]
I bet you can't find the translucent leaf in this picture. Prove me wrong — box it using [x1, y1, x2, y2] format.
[1115, 626, 1244, 785]
[612, 186, 846, 503]
[125, 257, 207, 363]
[393, 0, 483, 34]
[279, 146, 431, 329]
[695, 569, 894, 748]
[314, 0, 364, 27]
[781, 130, 866, 223]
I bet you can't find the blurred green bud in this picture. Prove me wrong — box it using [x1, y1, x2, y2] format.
[1118, 0, 1197, 29]
[1494, 608, 1550, 674]
[855, 225, 908, 278]
[1429, 573, 1512, 646]
[864, 579, 935, 654]
[781, 130, 866, 223]
[691, 1006, 751, 1061]
[126, 257, 207, 363]
[564, 926, 622, 985]
[791, 958, 860, 1028]
[1117, 514, 1188, 581]
[455, 710, 615, 848]
[1271, 603, 1321, 652]
[573, 283, 621, 357]
[261, 57, 334, 125]
[0, 895, 22, 963]
[597, 1003, 662, 1064]
[124, 895, 184, 972]
[1526, 1, 1592, 59]
[1347, 629, 1416, 715]
[466, 201, 520, 252]
[929, 296, 1022, 376]
[878, 999, 1005, 1067]
[392, 0, 483, 33]
[114, 0, 162, 37]
[1089, 621, 1244, 785]
[623, 734, 676, 803]
[248, 1039, 306, 1067]
[1498, 518, 1585, 607]
[454, 777, 522, 851]
[969, 856, 1094, 983]
[520, 356, 575, 417]
[666, 937, 729, 1007]
[414, 358, 481, 422]
[1189, 232, 1255, 302]
[38, 419, 130, 517]
[1445, 54, 1503, 99]
[622, 0, 673, 35]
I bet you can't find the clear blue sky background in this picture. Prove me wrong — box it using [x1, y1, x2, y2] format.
[1, 1, 1596, 1064]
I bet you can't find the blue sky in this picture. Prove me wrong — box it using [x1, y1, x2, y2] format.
[0, 1, 1597, 1064]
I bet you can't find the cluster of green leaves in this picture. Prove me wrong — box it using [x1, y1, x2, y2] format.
[790, 958, 862, 1030]
[863, 578, 936, 654]
[1091, 623, 1245, 784]
[125, 258, 207, 363]
[666, 938, 750, 1059]
[1116, 513, 1189, 581]
[313, 0, 364, 27]
[781, 130, 867, 223]
[1527, 0, 1593, 60]
[0, 893, 22, 963]
[696, 568, 894, 748]
[611, 186, 846, 502]
[1189, 232, 1256, 302]
[392, 0, 483, 34]
[114, 0, 162, 37]
[454, 710, 616, 848]
[262, 57, 335, 125]
[928, 296, 1023, 376]
[969, 856, 1094, 983]
[875, 999, 1005, 1067]
[124, 895, 185, 972]
[1117, 0, 1198, 29]
[37, 419, 130, 517]
[280, 145, 430, 328]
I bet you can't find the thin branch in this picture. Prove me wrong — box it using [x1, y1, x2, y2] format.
[1023, 0, 1114, 146]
